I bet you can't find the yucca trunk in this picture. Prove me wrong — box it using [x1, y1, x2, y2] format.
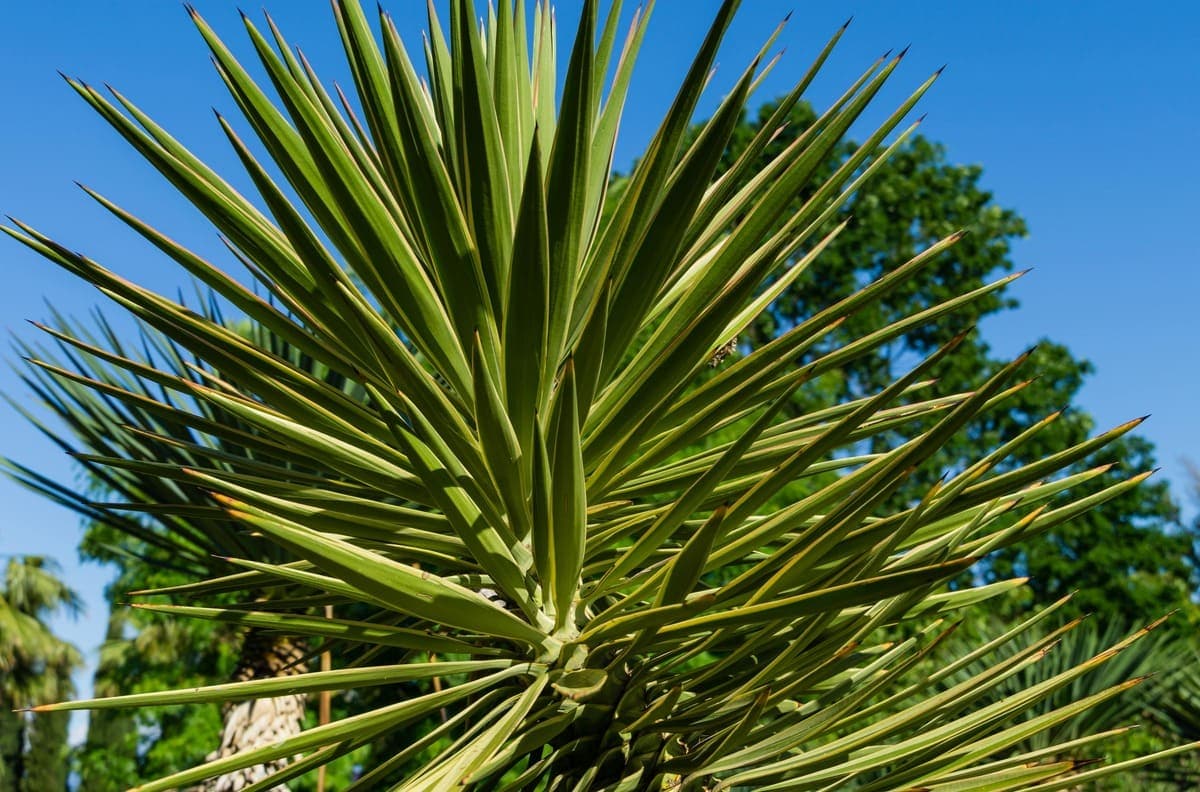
[203, 631, 306, 792]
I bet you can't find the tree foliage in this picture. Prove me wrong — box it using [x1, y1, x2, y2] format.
[720, 99, 1190, 624]
[0, 555, 80, 792]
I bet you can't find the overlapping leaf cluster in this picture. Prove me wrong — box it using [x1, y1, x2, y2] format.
[7, 0, 1196, 789]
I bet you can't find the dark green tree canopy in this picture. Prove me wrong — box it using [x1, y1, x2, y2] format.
[712, 97, 1190, 624]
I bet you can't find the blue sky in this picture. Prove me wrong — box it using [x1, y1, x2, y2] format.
[0, 1, 1196, 741]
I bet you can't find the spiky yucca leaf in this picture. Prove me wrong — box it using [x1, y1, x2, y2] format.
[8, 1, 1197, 789]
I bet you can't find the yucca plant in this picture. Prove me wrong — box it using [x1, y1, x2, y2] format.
[7, 1, 1198, 789]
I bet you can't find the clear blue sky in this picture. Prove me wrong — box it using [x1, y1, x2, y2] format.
[0, 1, 1196, 742]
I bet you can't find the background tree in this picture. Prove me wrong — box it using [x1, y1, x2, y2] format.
[715, 98, 1190, 623]
[0, 554, 81, 792]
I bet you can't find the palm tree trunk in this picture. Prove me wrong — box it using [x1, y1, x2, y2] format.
[316, 604, 332, 792]
[202, 630, 307, 792]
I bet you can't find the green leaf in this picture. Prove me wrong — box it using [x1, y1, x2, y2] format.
[546, 360, 586, 630]
[214, 495, 549, 649]
[128, 664, 538, 792]
[34, 659, 514, 711]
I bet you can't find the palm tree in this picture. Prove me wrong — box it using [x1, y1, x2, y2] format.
[0, 555, 81, 792]
[8, 0, 1199, 788]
